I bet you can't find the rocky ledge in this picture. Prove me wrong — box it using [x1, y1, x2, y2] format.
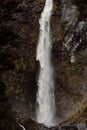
[19, 118, 87, 130]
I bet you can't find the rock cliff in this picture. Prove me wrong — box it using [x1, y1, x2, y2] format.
[0, 0, 87, 129]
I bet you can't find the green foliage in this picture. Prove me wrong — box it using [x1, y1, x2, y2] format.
[0, 81, 15, 129]
[0, 0, 19, 12]
[0, 2, 22, 129]
[67, 104, 87, 123]
[56, 0, 61, 3]
[72, 0, 87, 20]
[0, 23, 22, 71]
[0, 25, 19, 46]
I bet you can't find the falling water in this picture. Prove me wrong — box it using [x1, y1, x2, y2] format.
[36, 0, 55, 126]
[19, 124, 26, 130]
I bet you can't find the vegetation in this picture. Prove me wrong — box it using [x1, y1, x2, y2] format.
[67, 104, 87, 123]
[72, 0, 87, 20]
[0, 1, 22, 129]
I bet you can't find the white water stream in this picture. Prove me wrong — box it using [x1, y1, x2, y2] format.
[19, 124, 26, 130]
[36, 0, 55, 126]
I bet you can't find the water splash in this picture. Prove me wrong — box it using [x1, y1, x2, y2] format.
[36, 0, 55, 126]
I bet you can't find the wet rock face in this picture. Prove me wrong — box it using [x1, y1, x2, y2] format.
[52, 0, 87, 123]
[21, 119, 87, 130]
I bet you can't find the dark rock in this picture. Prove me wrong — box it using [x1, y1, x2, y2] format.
[61, 126, 78, 130]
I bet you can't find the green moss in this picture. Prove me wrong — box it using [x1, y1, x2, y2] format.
[66, 104, 87, 123]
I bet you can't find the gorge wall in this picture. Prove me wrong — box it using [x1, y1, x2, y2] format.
[0, 0, 87, 127]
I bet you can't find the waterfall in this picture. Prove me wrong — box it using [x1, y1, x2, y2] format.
[36, 0, 55, 126]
